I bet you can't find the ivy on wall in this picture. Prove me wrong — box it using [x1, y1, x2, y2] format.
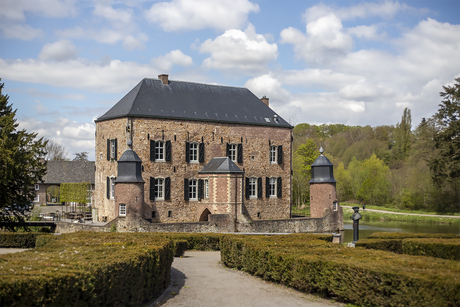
[60, 182, 92, 204]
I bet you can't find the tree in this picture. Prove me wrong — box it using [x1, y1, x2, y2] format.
[393, 107, 412, 162]
[0, 80, 47, 226]
[296, 139, 319, 173]
[44, 140, 68, 161]
[73, 152, 89, 161]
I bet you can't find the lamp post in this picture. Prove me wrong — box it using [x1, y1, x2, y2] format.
[351, 206, 362, 243]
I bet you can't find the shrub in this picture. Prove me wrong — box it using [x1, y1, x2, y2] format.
[0, 233, 50, 248]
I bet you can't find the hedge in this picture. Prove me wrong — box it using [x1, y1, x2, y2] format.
[368, 232, 460, 240]
[0, 232, 173, 307]
[220, 234, 460, 307]
[0, 233, 51, 248]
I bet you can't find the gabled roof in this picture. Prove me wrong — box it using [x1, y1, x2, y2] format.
[95, 78, 292, 128]
[199, 157, 243, 174]
[41, 161, 95, 184]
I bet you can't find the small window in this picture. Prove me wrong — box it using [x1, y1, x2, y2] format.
[152, 211, 156, 218]
[205, 179, 209, 199]
[228, 144, 237, 162]
[270, 146, 277, 164]
[189, 179, 197, 200]
[111, 139, 116, 159]
[249, 178, 257, 198]
[155, 178, 164, 200]
[34, 195, 39, 202]
[189, 143, 198, 162]
[168, 210, 172, 218]
[333, 201, 338, 211]
[35, 184, 39, 190]
[110, 177, 116, 199]
[269, 178, 276, 197]
[156, 141, 164, 161]
[119, 204, 126, 216]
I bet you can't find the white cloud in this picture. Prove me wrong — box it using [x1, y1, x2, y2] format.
[123, 34, 148, 51]
[0, 58, 158, 93]
[56, 26, 85, 38]
[199, 24, 278, 73]
[151, 50, 193, 72]
[38, 40, 78, 62]
[348, 25, 383, 40]
[0, 0, 77, 22]
[0, 23, 44, 40]
[145, 0, 259, 31]
[244, 74, 289, 103]
[93, 3, 133, 25]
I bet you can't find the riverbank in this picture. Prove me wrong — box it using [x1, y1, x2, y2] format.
[342, 205, 460, 224]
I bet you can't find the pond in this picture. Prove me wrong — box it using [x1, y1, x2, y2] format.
[343, 219, 460, 243]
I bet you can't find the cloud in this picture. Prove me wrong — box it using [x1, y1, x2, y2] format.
[0, 23, 44, 40]
[145, 0, 259, 31]
[38, 40, 78, 62]
[244, 74, 290, 103]
[199, 24, 278, 73]
[18, 116, 95, 160]
[123, 34, 148, 51]
[93, 3, 133, 25]
[348, 25, 383, 40]
[151, 50, 193, 72]
[0, 0, 77, 23]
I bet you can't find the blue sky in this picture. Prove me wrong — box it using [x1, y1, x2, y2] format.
[1, 0, 459, 160]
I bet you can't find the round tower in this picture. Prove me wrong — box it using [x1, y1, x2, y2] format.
[115, 141, 145, 221]
[309, 147, 338, 218]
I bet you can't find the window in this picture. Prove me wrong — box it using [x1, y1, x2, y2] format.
[107, 139, 117, 160]
[168, 210, 172, 218]
[156, 141, 164, 160]
[189, 179, 197, 200]
[268, 178, 276, 197]
[110, 177, 116, 199]
[152, 211, 156, 218]
[270, 146, 277, 163]
[205, 179, 209, 199]
[333, 201, 338, 211]
[155, 178, 164, 200]
[34, 195, 39, 202]
[35, 184, 39, 190]
[189, 143, 198, 162]
[248, 178, 257, 198]
[228, 144, 237, 162]
[119, 204, 126, 216]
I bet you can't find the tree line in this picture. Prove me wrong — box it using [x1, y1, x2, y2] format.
[293, 78, 460, 213]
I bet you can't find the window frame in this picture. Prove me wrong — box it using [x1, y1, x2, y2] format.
[189, 179, 197, 200]
[205, 179, 209, 199]
[228, 144, 237, 162]
[155, 141, 165, 161]
[35, 184, 39, 190]
[268, 177, 277, 197]
[110, 177, 116, 199]
[155, 178, 165, 200]
[34, 194, 39, 202]
[110, 139, 116, 159]
[248, 177, 257, 198]
[270, 145, 277, 164]
[189, 143, 198, 163]
[119, 204, 126, 216]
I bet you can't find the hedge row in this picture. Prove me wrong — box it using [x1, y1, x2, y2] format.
[368, 232, 460, 240]
[356, 233, 460, 261]
[220, 234, 460, 307]
[0, 232, 51, 248]
[0, 232, 174, 307]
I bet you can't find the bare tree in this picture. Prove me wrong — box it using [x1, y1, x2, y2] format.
[73, 152, 89, 161]
[44, 140, 68, 161]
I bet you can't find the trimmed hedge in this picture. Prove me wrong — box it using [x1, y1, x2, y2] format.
[0, 232, 173, 307]
[368, 232, 460, 240]
[0, 233, 51, 248]
[220, 234, 460, 307]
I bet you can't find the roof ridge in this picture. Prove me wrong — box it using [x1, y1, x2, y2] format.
[144, 77, 249, 91]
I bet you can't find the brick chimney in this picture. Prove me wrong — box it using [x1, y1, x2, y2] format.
[158, 74, 169, 85]
[261, 96, 269, 107]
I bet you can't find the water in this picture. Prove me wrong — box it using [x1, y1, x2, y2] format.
[343, 219, 460, 243]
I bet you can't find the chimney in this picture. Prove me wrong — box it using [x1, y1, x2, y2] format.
[261, 96, 269, 107]
[158, 74, 169, 85]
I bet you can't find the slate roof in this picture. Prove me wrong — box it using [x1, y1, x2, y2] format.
[95, 78, 292, 128]
[116, 149, 144, 183]
[198, 157, 243, 174]
[41, 161, 95, 184]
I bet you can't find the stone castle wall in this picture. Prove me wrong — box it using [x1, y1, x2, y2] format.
[310, 183, 337, 218]
[94, 117, 292, 223]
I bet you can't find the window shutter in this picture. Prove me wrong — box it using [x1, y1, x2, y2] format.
[199, 143, 205, 163]
[107, 139, 110, 161]
[226, 143, 230, 157]
[106, 177, 110, 199]
[185, 142, 190, 163]
[184, 178, 189, 200]
[165, 140, 171, 161]
[258, 177, 263, 198]
[277, 145, 283, 164]
[150, 177, 155, 200]
[245, 177, 250, 199]
[237, 143, 243, 163]
[198, 179, 204, 200]
[265, 177, 270, 198]
[114, 139, 117, 160]
[165, 177, 171, 200]
[150, 140, 156, 161]
[277, 177, 282, 198]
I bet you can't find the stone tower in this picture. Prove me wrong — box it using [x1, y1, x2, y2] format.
[115, 141, 145, 222]
[309, 147, 342, 220]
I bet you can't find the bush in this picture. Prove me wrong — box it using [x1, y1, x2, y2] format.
[402, 238, 460, 261]
[0, 233, 50, 248]
[368, 232, 459, 240]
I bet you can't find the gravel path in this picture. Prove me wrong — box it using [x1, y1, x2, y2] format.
[151, 251, 344, 307]
[341, 205, 460, 218]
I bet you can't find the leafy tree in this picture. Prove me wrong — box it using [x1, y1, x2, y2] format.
[392, 107, 412, 162]
[44, 140, 68, 161]
[295, 139, 319, 173]
[73, 152, 89, 161]
[0, 80, 47, 226]
[60, 182, 92, 204]
[356, 154, 391, 206]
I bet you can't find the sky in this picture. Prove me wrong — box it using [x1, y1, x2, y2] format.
[1, 0, 459, 161]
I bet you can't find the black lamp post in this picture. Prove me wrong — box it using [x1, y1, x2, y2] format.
[351, 206, 362, 243]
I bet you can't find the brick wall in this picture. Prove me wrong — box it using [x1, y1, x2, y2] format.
[310, 183, 337, 218]
[95, 117, 292, 223]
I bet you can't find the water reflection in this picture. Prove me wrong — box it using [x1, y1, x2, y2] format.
[343, 219, 460, 243]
